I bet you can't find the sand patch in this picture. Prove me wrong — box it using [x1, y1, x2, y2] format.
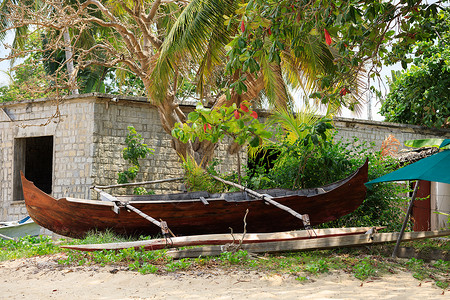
[0, 255, 446, 299]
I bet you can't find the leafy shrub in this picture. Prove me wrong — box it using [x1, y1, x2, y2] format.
[117, 126, 155, 195]
[245, 136, 410, 231]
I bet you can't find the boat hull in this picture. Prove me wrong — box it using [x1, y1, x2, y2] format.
[21, 160, 368, 238]
[0, 217, 41, 239]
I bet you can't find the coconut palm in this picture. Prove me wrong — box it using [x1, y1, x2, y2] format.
[151, 0, 365, 115]
[1, 0, 365, 166]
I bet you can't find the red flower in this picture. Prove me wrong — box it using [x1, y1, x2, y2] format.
[241, 20, 245, 33]
[203, 123, 212, 132]
[324, 29, 332, 46]
[268, 28, 272, 36]
[340, 87, 350, 96]
[240, 103, 249, 112]
[250, 111, 258, 119]
[234, 110, 241, 119]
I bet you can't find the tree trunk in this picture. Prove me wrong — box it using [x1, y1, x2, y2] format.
[149, 73, 267, 168]
[63, 28, 79, 95]
[154, 97, 216, 167]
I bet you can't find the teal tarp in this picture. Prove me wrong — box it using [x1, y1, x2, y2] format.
[366, 139, 450, 187]
[440, 139, 450, 149]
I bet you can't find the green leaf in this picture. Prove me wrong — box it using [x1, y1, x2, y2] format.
[404, 138, 445, 148]
[249, 136, 260, 147]
[259, 131, 273, 139]
[188, 111, 199, 122]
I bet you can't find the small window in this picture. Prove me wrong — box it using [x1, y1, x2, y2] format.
[14, 136, 54, 200]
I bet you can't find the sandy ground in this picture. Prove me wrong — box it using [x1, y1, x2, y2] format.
[0, 254, 447, 300]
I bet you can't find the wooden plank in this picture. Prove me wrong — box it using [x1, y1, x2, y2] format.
[166, 230, 450, 259]
[199, 197, 209, 205]
[61, 227, 385, 251]
[92, 177, 184, 190]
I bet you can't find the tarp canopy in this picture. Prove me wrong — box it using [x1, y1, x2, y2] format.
[366, 139, 450, 187]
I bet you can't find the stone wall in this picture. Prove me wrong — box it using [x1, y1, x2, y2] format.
[333, 117, 450, 150]
[90, 96, 241, 196]
[0, 96, 96, 221]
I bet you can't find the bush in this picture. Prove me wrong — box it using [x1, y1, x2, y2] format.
[245, 136, 410, 231]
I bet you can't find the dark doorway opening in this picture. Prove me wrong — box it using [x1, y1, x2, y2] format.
[14, 136, 53, 200]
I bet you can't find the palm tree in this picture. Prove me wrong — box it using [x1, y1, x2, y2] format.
[1, 0, 365, 167]
[151, 0, 364, 114]
[147, 0, 365, 165]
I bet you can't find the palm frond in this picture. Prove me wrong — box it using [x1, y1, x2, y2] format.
[150, 0, 237, 102]
[270, 106, 323, 144]
[260, 55, 291, 109]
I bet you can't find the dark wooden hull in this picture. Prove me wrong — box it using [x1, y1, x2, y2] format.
[21, 160, 368, 238]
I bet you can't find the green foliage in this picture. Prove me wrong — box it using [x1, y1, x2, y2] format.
[220, 1, 446, 111]
[172, 102, 271, 148]
[381, 40, 450, 128]
[0, 32, 50, 102]
[122, 127, 154, 168]
[245, 136, 410, 231]
[405, 257, 428, 281]
[74, 230, 131, 245]
[218, 250, 249, 264]
[353, 257, 377, 280]
[181, 156, 225, 193]
[165, 258, 192, 272]
[304, 259, 329, 274]
[117, 126, 154, 195]
[0, 236, 60, 261]
[404, 138, 448, 149]
[129, 261, 159, 274]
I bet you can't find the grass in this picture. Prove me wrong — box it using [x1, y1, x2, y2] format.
[1, 232, 450, 290]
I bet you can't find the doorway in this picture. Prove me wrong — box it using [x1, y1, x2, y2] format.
[13, 136, 54, 200]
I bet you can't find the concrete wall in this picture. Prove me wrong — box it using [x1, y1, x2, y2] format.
[1, 93, 450, 222]
[333, 117, 450, 150]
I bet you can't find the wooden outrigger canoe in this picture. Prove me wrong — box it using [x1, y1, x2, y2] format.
[21, 160, 368, 239]
[62, 226, 384, 252]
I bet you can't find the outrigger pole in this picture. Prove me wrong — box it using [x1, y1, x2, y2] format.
[211, 175, 311, 228]
[91, 187, 173, 237]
